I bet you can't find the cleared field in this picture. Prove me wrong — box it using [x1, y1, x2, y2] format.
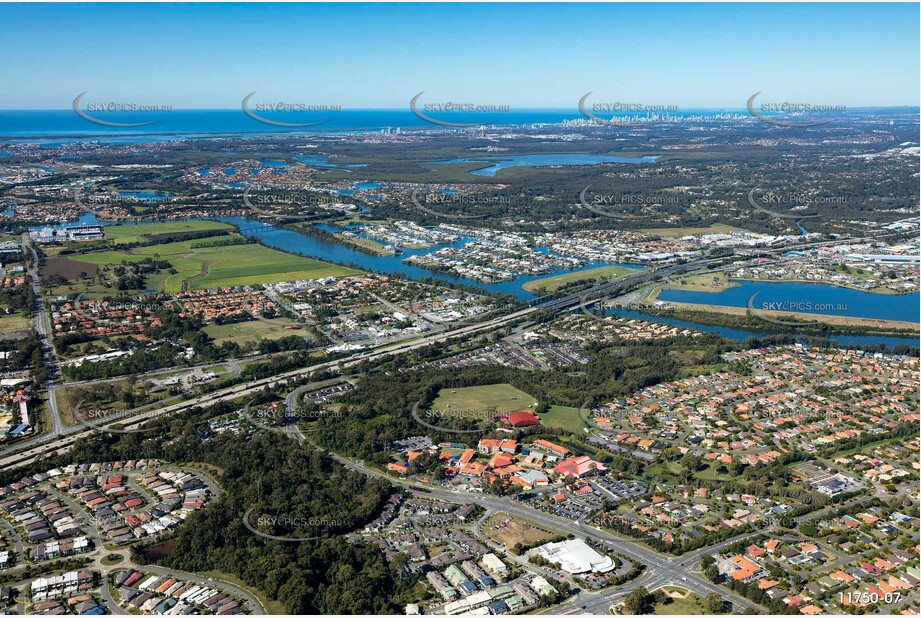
[73, 235, 357, 293]
[659, 272, 739, 292]
[539, 405, 585, 433]
[522, 265, 638, 293]
[482, 514, 555, 550]
[0, 313, 31, 334]
[341, 235, 396, 256]
[104, 221, 233, 245]
[41, 255, 101, 280]
[204, 320, 304, 345]
[430, 383, 537, 415]
[639, 224, 738, 238]
[55, 384, 131, 427]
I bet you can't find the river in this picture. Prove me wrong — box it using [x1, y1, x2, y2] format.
[34, 214, 920, 349]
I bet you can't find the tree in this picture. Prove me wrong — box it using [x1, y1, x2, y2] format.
[704, 593, 725, 614]
[623, 587, 652, 615]
[704, 564, 721, 582]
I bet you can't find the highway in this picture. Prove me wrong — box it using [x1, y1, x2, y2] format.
[0, 305, 539, 470]
[3, 230, 910, 614]
[3, 250, 697, 470]
[1, 232, 889, 471]
[22, 233, 63, 438]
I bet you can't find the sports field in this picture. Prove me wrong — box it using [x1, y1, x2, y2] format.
[539, 405, 585, 433]
[430, 383, 537, 415]
[71, 233, 356, 293]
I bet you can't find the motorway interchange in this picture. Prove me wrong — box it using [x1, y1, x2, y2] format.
[2, 233, 910, 614]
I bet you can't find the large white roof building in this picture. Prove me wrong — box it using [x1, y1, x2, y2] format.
[536, 538, 616, 574]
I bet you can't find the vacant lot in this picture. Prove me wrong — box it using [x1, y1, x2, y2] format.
[0, 312, 31, 335]
[56, 382, 134, 427]
[639, 224, 738, 238]
[42, 255, 100, 279]
[522, 264, 638, 293]
[204, 320, 304, 345]
[659, 272, 738, 292]
[430, 383, 537, 416]
[482, 514, 555, 550]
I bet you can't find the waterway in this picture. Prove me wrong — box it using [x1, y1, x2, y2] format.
[33, 213, 920, 349]
[611, 309, 918, 351]
[428, 154, 660, 176]
[658, 281, 919, 323]
[0, 109, 735, 139]
[218, 216, 643, 299]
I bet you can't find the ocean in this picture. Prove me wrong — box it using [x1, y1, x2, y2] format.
[0, 109, 741, 140]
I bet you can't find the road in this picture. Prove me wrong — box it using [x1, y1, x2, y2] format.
[0, 303, 539, 470]
[278, 381, 732, 615]
[4, 234, 907, 613]
[5, 232, 880, 468]
[22, 233, 62, 439]
[324, 453, 765, 614]
[0, 518, 23, 565]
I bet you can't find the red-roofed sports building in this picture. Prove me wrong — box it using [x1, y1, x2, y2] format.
[502, 410, 540, 427]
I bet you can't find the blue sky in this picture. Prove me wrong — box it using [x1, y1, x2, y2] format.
[0, 2, 918, 109]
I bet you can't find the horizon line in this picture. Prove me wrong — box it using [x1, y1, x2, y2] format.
[2, 105, 920, 112]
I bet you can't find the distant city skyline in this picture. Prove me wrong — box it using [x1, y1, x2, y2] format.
[0, 2, 918, 110]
